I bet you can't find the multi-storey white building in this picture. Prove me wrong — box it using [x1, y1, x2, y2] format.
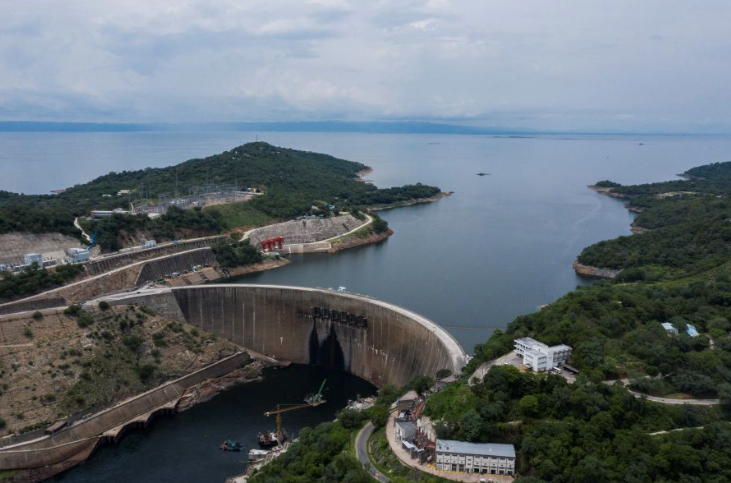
[515, 337, 572, 372]
[436, 440, 516, 476]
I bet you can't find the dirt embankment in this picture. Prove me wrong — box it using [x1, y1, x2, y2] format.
[0, 305, 240, 438]
[572, 261, 621, 279]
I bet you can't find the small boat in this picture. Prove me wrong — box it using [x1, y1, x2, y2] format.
[248, 449, 270, 462]
[476, 172, 490, 176]
[220, 439, 243, 452]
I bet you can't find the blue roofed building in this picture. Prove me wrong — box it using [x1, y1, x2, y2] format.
[435, 439, 516, 476]
[686, 323, 699, 337]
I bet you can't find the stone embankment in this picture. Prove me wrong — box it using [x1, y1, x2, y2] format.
[225, 258, 291, 277]
[329, 229, 393, 253]
[247, 214, 365, 247]
[572, 261, 620, 279]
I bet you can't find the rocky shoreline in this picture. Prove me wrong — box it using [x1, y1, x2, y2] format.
[370, 191, 453, 211]
[329, 228, 393, 253]
[177, 358, 279, 411]
[572, 261, 621, 279]
[224, 257, 290, 278]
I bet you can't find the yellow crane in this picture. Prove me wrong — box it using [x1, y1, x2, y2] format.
[264, 403, 315, 447]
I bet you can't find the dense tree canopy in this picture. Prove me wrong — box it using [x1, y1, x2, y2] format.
[0, 142, 439, 251]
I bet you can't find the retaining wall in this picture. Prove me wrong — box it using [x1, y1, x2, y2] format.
[85, 236, 226, 276]
[0, 351, 250, 470]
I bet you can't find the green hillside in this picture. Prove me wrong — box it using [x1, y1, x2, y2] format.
[0, 142, 440, 250]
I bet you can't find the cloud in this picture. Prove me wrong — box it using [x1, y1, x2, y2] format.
[0, 0, 729, 131]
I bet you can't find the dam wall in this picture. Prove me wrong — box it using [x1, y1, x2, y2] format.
[106, 285, 467, 389]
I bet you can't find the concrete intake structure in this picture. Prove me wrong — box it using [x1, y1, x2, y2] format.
[104, 284, 467, 388]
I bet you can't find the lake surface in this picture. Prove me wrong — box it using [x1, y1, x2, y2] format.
[3, 131, 731, 482]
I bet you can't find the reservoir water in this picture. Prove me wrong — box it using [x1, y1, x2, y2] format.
[2, 131, 730, 481]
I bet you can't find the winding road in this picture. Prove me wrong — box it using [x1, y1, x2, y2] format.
[355, 422, 390, 483]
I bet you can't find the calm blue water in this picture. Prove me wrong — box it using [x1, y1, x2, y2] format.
[3, 132, 731, 351]
[3, 131, 731, 482]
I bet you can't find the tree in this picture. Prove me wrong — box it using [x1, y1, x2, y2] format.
[519, 395, 540, 418]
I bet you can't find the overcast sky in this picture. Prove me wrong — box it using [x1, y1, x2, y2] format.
[1, 0, 729, 132]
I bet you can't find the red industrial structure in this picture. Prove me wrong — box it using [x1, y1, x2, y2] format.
[260, 236, 284, 252]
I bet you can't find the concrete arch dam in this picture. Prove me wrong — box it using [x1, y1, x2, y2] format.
[107, 284, 467, 388]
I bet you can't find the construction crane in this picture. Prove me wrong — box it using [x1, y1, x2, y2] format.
[263, 379, 328, 447]
[264, 403, 317, 447]
[305, 378, 327, 405]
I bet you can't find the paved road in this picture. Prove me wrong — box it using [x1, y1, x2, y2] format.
[355, 422, 390, 483]
[604, 379, 721, 406]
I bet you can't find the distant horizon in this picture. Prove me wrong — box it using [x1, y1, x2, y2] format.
[0, 120, 727, 137]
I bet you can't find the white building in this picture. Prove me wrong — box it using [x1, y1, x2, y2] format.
[143, 239, 157, 249]
[515, 337, 572, 372]
[661, 322, 679, 335]
[66, 248, 90, 264]
[436, 439, 516, 476]
[24, 253, 43, 267]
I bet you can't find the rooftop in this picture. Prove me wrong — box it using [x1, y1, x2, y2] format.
[399, 390, 418, 401]
[396, 420, 416, 431]
[436, 439, 516, 458]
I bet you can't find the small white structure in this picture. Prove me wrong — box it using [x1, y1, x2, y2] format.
[661, 322, 679, 335]
[24, 253, 43, 267]
[515, 337, 572, 372]
[686, 323, 700, 337]
[143, 239, 157, 249]
[66, 248, 90, 264]
[117, 189, 131, 196]
[395, 421, 416, 442]
[435, 439, 516, 476]
[0, 263, 9, 272]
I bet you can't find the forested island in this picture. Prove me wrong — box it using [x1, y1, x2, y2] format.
[247, 159, 731, 483]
